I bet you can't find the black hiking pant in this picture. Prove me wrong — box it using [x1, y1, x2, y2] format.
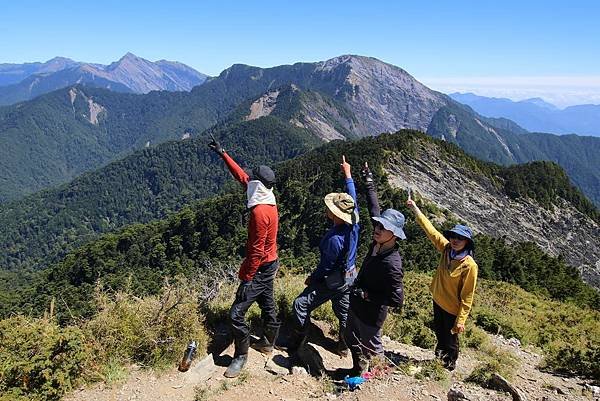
[433, 301, 459, 369]
[291, 278, 349, 346]
[229, 260, 280, 356]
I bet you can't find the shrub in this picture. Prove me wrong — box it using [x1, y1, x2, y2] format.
[542, 342, 600, 379]
[463, 326, 489, 350]
[85, 277, 208, 374]
[467, 343, 520, 385]
[0, 316, 86, 401]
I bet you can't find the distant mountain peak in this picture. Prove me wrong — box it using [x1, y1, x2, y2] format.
[120, 52, 141, 61]
[46, 56, 75, 63]
[317, 54, 403, 72]
[520, 97, 558, 110]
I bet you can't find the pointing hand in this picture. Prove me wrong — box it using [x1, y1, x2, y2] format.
[208, 133, 224, 155]
[340, 155, 352, 179]
[360, 162, 373, 182]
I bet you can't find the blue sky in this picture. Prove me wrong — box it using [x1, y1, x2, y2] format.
[1, 0, 599, 106]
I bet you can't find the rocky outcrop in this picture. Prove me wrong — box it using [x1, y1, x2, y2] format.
[67, 88, 106, 125]
[245, 85, 355, 141]
[385, 140, 600, 288]
[246, 90, 280, 121]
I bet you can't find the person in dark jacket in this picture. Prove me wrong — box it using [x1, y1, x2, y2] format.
[288, 156, 360, 357]
[345, 162, 405, 376]
[208, 137, 280, 378]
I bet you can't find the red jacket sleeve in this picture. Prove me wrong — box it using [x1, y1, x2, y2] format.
[239, 208, 270, 281]
[221, 152, 249, 188]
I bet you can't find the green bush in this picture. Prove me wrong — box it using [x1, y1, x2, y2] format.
[0, 316, 86, 401]
[542, 342, 600, 379]
[466, 343, 520, 385]
[474, 308, 523, 341]
[0, 279, 208, 400]
[85, 278, 208, 372]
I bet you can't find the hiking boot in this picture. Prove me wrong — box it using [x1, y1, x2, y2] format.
[443, 359, 456, 371]
[224, 354, 248, 378]
[335, 326, 350, 358]
[350, 351, 369, 377]
[251, 335, 274, 354]
[251, 326, 279, 354]
[336, 338, 349, 358]
[283, 329, 306, 355]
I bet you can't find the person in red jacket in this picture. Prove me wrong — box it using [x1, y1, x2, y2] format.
[209, 137, 280, 378]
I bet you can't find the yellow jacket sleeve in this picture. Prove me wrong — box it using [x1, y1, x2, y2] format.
[415, 210, 449, 252]
[456, 259, 478, 325]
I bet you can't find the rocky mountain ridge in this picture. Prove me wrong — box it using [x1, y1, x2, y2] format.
[0, 53, 207, 105]
[384, 139, 600, 288]
[1, 54, 599, 208]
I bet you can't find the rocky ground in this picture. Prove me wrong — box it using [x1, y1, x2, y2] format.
[65, 321, 600, 401]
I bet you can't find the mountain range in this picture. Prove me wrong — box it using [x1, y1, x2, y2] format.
[3, 54, 598, 208]
[0, 53, 208, 105]
[450, 92, 600, 137]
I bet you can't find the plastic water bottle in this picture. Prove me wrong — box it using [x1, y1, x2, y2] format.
[178, 340, 197, 372]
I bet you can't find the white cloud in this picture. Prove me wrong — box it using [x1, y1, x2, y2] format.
[419, 76, 600, 108]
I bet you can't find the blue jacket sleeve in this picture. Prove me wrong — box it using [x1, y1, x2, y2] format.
[312, 232, 345, 280]
[345, 178, 360, 271]
[345, 178, 358, 209]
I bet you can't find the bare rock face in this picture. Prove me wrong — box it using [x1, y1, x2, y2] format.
[246, 90, 280, 121]
[245, 85, 356, 142]
[314, 55, 448, 136]
[385, 140, 600, 288]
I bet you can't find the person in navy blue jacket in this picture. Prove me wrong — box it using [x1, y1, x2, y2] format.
[287, 155, 360, 357]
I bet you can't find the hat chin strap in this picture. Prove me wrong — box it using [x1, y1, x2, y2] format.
[375, 233, 396, 254]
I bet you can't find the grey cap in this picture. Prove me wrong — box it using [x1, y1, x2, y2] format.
[251, 165, 276, 188]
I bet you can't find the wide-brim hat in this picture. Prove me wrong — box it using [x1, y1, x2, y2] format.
[372, 208, 406, 240]
[444, 224, 475, 249]
[324, 192, 359, 225]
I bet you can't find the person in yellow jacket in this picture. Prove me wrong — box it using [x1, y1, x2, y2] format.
[406, 196, 477, 371]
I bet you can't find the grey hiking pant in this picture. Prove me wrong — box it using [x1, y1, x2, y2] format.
[292, 278, 350, 337]
[344, 308, 384, 358]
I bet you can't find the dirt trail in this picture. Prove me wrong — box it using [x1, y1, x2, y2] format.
[65, 325, 598, 401]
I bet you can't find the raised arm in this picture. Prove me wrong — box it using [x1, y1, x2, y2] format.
[341, 156, 359, 279]
[222, 152, 250, 187]
[407, 197, 448, 252]
[208, 135, 249, 188]
[360, 162, 381, 218]
[340, 155, 358, 208]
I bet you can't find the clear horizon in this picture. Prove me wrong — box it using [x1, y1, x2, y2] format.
[2, 0, 599, 107]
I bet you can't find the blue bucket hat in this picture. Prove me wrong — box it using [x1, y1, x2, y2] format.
[372, 209, 406, 240]
[444, 224, 475, 249]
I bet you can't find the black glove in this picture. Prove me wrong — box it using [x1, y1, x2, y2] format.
[360, 164, 373, 183]
[352, 287, 369, 301]
[208, 134, 224, 156]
